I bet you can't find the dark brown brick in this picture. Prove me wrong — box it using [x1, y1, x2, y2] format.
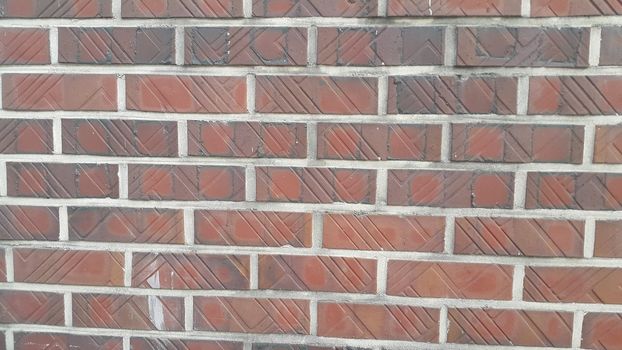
[0, 119, 53, 154]
[600, 27, 622, 65]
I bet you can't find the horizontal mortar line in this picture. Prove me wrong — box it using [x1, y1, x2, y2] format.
[2, 242, 622, 267]
[0, 64, 620, 76]
[0, 197, 619, 219]
[0, 324, 573, 350]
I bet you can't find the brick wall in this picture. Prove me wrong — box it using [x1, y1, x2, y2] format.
[0, 1, 621, 350]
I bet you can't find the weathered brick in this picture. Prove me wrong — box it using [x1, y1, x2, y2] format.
[256, 167, 376, 204]
[317, 123, 441, 161]
[256, 76, 377, 114]
[252, 0, 377, 17]
[388, 76, 517, 114]
[194, 210, 312, 247]
[594, 221, 622, 258]
[14, 333, 122, 350]
[13, 249, 124, 286]
[3, 74, 117, 111]
[126, 75, 246, 113]
[600, 27, 622, 65]
[194, 297, 309, 334]
[186, 27, 307, 65]
[447, 309, 573, 347]
[387, 261, 513, 300]
[388, 170, 514, 208]
[454, 217, 585, 257]
[7, 163, 119, 198]
[122, 0, 243, 17]
[0, 291, 63, 325]
[0, 119, 53, 154]
[323, 214, 445, 251]
[0, 28, 50, 64]
[131, 338, 242, 350]
[457, 27, 590, 67]
[531, 0, 622, 16]
[524, 267, 622, 303]
[582, 313, 622, 350]
[188, 121, 306, 158]
[387, 0, 521, 16]
[594, 125, 622, 163]
[0, 0, 111, 17]
[258, 255, 376, 293]
[0, 206, 59, 241]
[317, 27, 443, 66]
[317, 303, 439, 341]
[128, 164, 245, 201]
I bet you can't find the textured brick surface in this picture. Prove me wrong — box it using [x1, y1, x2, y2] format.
[1, 0, 112, 17]
[582, 313, 622, 350]
[524, 267, 622, 303]
[531, 0, 622, 16]
[0, 206, 59, 241]
[122, 0, 243, 17]
[387, 0, 521, 16]
[0, 291, 64, 325]
[0, 119, 53, 154]
[14, 333, 123, 350]
[252, 0, 378, 17]
[0, 28, 50, 64]
[600, 27, 622, 65]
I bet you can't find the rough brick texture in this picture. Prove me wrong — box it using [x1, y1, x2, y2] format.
[0, 4, 619, 350]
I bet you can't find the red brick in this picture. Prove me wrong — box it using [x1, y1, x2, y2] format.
[193, 297, 309, 334]
[14, 333, 122, 350]
[323, 214, 445, 251]
[317, 123, 441, 161]
[131, 338, 242, 350]
[317, 27, 443, 66]
[387, 170, 514, 208]
[451, 124, 584, 163]
[73, 293, 184, 330]
[0, 120, 53, 154]
[447, 309, 573, 347]
[582, 313, 622, 350]
[252, 0, 377, 17]
[455, 217, 584, 257]
[258, 255, 376, 293]
[252, 346, 368, 350]
[594, 125, 622, 163]
[14, 248, 124, 286]
[62, 119, 178, 157]
[0, 206, 59, 241]
[525, 172, 622, 210]
[3, 74, 117, 111]
[387, 261, 513, 300]
[68, 207, 184, 244]
[122, 0, 243, 17]
[126, 75, 246, 113]
[0, 291, 63, 325]
[194, 210, 312, 247]
[388, 76, 517, 114]
[188, 121, 306, 158]
[317, 303, 439, 341]
[531, 0, 622, 16]
[256, 167, 376, 204]
[256, 76, 377, 114]
[524, 267, 622, 303]
[529, 76, 622, 115]
[128, 164, 245, 201]
[387, 0, 521, 16]
[594, 221, 622, 258]
[186, 27, 307, 66]
[600, 27, 622, 65]
[0, 28, 50, 64]
[7, 163, 119, 199]
[457, 27, 590, 67]
[1, 0, 111, 17]
[132, 253, 250, 289]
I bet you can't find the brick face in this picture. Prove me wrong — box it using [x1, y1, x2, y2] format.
[1, 0, 112, 17]
[0, 119, 53, 154]
[122, 0, 243, 17]
[387, 0, 521, 16]
[252, 0, 378, 17]
[0, 28, 50, 64]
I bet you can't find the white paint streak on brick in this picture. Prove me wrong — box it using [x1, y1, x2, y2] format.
[309, 299, 318, 336]
[517, 76, 530, 116]
[64, 293, 72, 327]
[441, 122, 451, 163]
[53, 117, 62, 154]
[175, 26, 185, 66]
[375, 168, 388, 206]
[49, 27, 59, 64]
[376, 257, 388, 295]
[307, 26, 317, 67]
[513, 171, 528, 209]
[444, 215, 455, 254]
[177, 120, 188, 157]
[245, 166, 256, 202]
[124, 251, 132, 287]
[117, 74, 126, 111]
[250, 254, 259, 290]
[584, 218, 596, 258]
[246, 74, 255, 115]
[59, 206, 68, 241]
[118, 163, 128, 199]
[5, 248, 13, 283]
[583, 124, 596, 165]
[184, 208, 195, 246]
[438, 306, 448, 344]
[5, 331, 13, 350]
[572, 311, 585, 349]
[184, 296, 193, 331]
[444, 26, 456, 66]
[589, 27, 602, 67]
[521, 0, 531, 17]
[0, 161, 7, 197]
[512, 265, 525, 301]
[377, 76, 388, 116]
[312, 212, 323, 250]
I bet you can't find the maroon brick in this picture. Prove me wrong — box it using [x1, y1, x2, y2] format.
[531, 0, 622, 16]
[0, 291, 64, 325]
[388, 76, 517, 115]
[457, 27, 590, 67]
[194, 297, 309, 334]
[132, 253, 250, 290]
[317, 123, 441, 161]
[7, 163, 119, 198]
[62, 119, 178, 156]
[188, 121, 306, 158]
[525, 172, 622, 210]
[387, 0, 521, 16]
[454, 217, 585, 257]
[128, 165, 245, 201]
[451, 124, 584, 163]
[59, 27, 174, 64]
[0, 119, 53, 154]
[317, 27, 443, 66]
[186, 27, 307, 65]
[600, 27, 622, 66]
[317, 303, 439, 341]
[256, 167, 376, 204]
[387, 170, 514, 208]
[126, 75, 246, 113]
[0, 28, 50, 64]
[3, 74, 117, 111]
[68, 207, 184, 244]
[529, 76, 622, 115]
[0, 206, 59, 241]
[73, 293, 184, 330]
[323, 214, 445, 251]
[14, 333, 122, 350]
[582, 313, 622, 350]
[1, 0, 112, 17]
[594, 221, 622, 258]
[122, 0, 243, 17]
[256, 76, 377, 114]
[131, 338, 242, 350]
[594, 125, 622, 163]
[194, 210, 312, 247]
[252, 0, 377, 17]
